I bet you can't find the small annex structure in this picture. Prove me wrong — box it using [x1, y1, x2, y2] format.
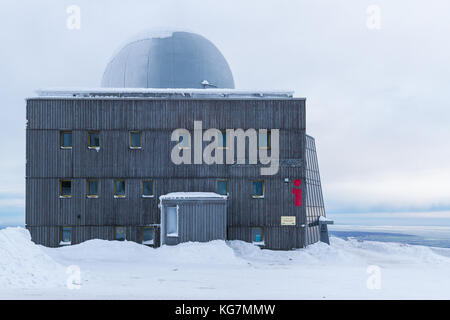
[25, 30, 331, 249]
[159, 193, 227, 246]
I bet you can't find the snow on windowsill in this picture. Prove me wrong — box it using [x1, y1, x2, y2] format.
[59, 196, 72, 199]
[141, 195, 155, 198]
[167, 233, 179, 237]
[142, 240, 154, 245]
[253, 241, 265, 246]
[252, 195, 264, 199]
[129, 147, 142, 150]
[113, 195, 126, 199]
[59, 241, 71, 246]
[88, 146, 100, 152]
[87, 195, 99, 199]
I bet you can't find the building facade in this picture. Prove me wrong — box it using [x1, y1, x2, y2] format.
[25, 31, 329, 250]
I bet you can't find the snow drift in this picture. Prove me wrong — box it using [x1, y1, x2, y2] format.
[1, 227, 450, 299]
[0, 227, 65, 288]
[47, 238, 247, 267]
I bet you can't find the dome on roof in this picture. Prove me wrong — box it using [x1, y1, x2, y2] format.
[101, 30, 235, 89]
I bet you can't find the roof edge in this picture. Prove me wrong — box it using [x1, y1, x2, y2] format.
[32, 88, 300, 100]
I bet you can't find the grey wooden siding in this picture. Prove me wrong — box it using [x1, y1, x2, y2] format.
[161, 199, 227, 245]
[26, 97, 316, 250]
[227, 226, 304, 250]
[26, 225, 161, 248]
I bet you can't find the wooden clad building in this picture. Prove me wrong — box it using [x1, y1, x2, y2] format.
[25, 89, 328, 249]
[25, 31, 330, 250]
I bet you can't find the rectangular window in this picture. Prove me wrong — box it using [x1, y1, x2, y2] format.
[142, 227, 154, 245]
[87, 179, 99, 197]
[142, 180, 154, 197]
[178, 133, 190, 149]
[252, 180, 264, 198]
[115, 226, 126, 241]
[252, 227, 264, 244]
[60, 131, 72, 149]
[88, 131, 100, 148]
[60, 180, 72, 197]
[114, 180, 126, 197]
[259, 130, 271, 149]
[218, 130, 228, 149]
[166, 207, 178, 237]
[216, 179, 228, 196]
[60, 226, 72, 245]
[129, 131, 142, 149]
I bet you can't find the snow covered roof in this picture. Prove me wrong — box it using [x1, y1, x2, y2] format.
[34, 88, 296, 100]
[159, 192, 227, 201]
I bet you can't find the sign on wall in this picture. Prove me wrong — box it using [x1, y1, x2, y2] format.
[281, 216, 296, 226]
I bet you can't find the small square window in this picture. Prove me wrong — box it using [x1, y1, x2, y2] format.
[60, 180, 72, 197]
[115, 226, 126, 241]
[178, 133, 190, 149]
[60, 131, 72, 148]
[61, 226, 72, 244]
[130, 131, 142, 149]
[252, 227, 264, 244]
[259, 130, 271, 149]
[252, 180, 264, 198]
[142, 180, 154, 197]
[217, 180, 228, 196]
[114, 180, 126, 197]
[87, 179, 99, 197]
[88, 131, 100, 148]
[142, 227, 154, 245]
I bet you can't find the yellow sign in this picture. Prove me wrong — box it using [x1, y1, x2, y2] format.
[281, 216, 296, 226]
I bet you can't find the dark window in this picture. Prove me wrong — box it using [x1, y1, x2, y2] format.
[61, 227, 72, 244]
[87, 180, 98, 197]
[252, 227, 264, 243]
[217, 180, 228, 196]
[88, 131, 100, 148]
[130, 131, 142, 148]
[60, 180, 72, 197]
[114, 180, 126, 197]
[115, 226, 126, 241]
[259, 130, 271, 149]
[60, 131, 72, 148]
[142, 227, 154, 245]
[252, 180, 264, 197]
[142, 180, 154, 197]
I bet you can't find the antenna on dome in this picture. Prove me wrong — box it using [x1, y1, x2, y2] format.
[201, 80, 217, 89]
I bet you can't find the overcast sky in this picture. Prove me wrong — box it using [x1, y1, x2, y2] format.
[1, 0, 449, 226]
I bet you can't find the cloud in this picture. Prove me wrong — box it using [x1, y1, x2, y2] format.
[0, 0, 449, 224]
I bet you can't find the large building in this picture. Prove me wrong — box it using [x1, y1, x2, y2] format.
[25, 31, 330, 250]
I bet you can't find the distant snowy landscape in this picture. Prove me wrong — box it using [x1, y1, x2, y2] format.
[1, 227, 450, 299]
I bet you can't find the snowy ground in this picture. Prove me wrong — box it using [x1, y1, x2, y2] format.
[1, 227, 450, 299]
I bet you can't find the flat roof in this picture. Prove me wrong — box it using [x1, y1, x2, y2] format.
[33, 88, 301, 100]
[159, 192, 227, 201]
